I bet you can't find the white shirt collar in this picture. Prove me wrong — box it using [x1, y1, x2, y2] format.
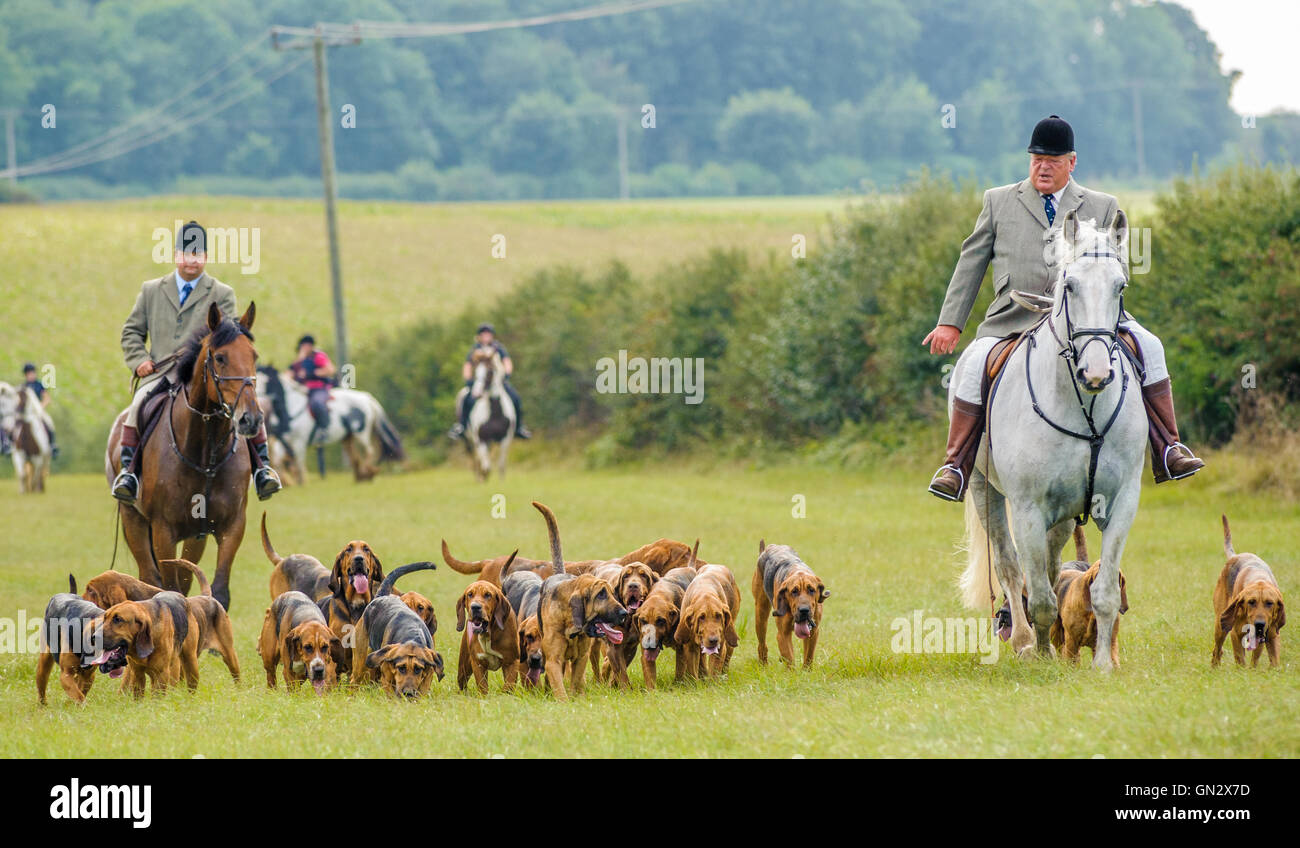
[176, 271, 202, 300]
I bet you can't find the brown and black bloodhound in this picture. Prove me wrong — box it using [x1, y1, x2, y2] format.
[160, 559, 241, 683]
[588, 559, 658, 688]
[36, 576, 104, 705]
[676, 562, 740, 679]
[1214, 514, 1285, 668]
[502, 570, 545, 688]
[753, 541, 829, 668]
[257, 590, 346, 693]
[351, 562, 444, 698]
[456, 560, 521, 694]
[634, 544, 700, 690]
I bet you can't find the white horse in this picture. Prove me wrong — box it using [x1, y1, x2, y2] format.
[957, 210, 1146, 669]
[256, 366, 405, 484]
[460, 348, 515, 481]
[0, 382, 52, 493]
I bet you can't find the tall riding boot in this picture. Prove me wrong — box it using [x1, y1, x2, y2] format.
[1142, 377, 1204, 483]
[111, 426, 140, 502]
[927, 399, 985, 502]
[247, 432, 282, 500]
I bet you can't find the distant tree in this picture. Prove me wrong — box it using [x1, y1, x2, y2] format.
[716, 88, 817, 172]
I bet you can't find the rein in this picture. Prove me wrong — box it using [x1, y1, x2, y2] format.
[1024, 247, 1130, 526]
[167, 345, 254, 539]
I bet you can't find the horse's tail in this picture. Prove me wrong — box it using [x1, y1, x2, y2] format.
[1222, 514, 1234, 557]
[260, 512, 283, 566]
[443, 540, 492, 575]
[373, 402, 406, 461]
[159, 558, 211, 597]
[532, 501, 564, 573]
[376, 561, 437, 598]
[959, 496, 996, 611]
[1072, 522, 1089, 563]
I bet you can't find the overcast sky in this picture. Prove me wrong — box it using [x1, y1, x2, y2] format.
[1170, 0, 1300, 115]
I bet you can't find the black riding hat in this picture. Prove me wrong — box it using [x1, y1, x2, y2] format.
[477, 323, 495, 335]
[1027, 115, 1074, 156]
[175, 220, 206, 254]
[23, 362, 36, 373]
[297, 335, 315, 347]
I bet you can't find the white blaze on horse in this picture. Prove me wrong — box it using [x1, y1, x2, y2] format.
[256, 366, 405, 485]
[957, 210, 1146, 670]
[461, 347, 515, 481]
[0, 382, 52, 493]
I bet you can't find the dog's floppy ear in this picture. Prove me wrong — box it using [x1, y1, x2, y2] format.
[1219, 593, 1243, 636]
[1118, 572, 1129, 615]
[818, 582, 829, 603]
[455, 591, 467, 632]
[773, 586, 790, 617]
[673, 609, 693, 646]
[328, 637, 346, 670]
[1275, 598, 1286, 631]
[369, 552, 384, 583]
[493, 589, 510, 631]
[365, 645, 395, 669]
[134, 618, 153, 659]
[329, 550, 347, 597]
[723, 609, 739, 649]
[568, 593, 586, 637]
[285, 633, 301, 664]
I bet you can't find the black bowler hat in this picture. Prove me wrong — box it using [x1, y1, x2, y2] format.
[298, 335, 315, 347]
[176, 220, 206, 254]
[477, 323, 495, 335]
[1027, 115, 1074, 156]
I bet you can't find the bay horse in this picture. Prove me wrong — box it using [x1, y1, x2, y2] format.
[1, 383, 51, 493]
[105, 303, 261, 609]
[462, 348, 515, 481]
[957, 210, 1146, 669]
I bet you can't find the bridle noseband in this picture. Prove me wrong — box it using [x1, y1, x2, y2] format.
[181, 345, 257, 421]
[1046, 248, 1125, 384]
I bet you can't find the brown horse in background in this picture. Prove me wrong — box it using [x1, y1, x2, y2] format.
[106, 303, 261, 609]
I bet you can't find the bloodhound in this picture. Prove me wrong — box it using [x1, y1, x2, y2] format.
[1214, 515, 1285, 668]
[257, 590, 346, 693]
[634, 544, 699, 690]
[81, 569, 162, 610]
[160, 559, 241, 683]
[36, 576, 104, 705]
[456, 558, 521, 694]
[587, 559, 658, 688]
[401, 591, 439, 636]
[754, 541, 829, 668]
[1045, 527, 1128, 663]
[675, 562, 740, 679]
[90, 590, 198, 697]
[533, 502, 626, 701]
[261, 512, 332, 601]
[442, 536, 701, 585]
[502, 570, 544, 688]
[351, 562, 444, 698]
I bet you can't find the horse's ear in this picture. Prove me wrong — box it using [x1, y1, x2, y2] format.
[1061, 208, 1079, 247]
[1111, 209, 1129, 261]
[206, 302, 222, 331]
[239, 301, 256, 331]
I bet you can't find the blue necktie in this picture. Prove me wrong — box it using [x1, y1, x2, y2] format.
[1042, 193, 1056, 226]
[179, 281, 193, 306]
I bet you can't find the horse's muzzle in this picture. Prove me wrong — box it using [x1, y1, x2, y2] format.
[1075, 366, 1114, 394]
[236, 410, 263, 437]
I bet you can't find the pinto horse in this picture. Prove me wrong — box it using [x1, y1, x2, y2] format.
[461, 348, 515, 481]
[1, 383, 51, 493]
[106, 303, 261, 609]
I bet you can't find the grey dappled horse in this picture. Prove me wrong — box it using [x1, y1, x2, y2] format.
[957, 209, 1146, 669]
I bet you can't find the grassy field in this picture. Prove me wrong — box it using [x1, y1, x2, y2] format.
[0, 194, 851, 469]
[1, 456, 1294, 758]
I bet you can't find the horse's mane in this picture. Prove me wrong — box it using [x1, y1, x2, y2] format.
[176, 318, 254, 384]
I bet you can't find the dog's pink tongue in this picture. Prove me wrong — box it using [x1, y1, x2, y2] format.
[596, 623, 623, 644]
[997, 625, 1012, 643]
[353, 574, 369, 595]
[109, 667, 124, 679]
[794, 622, 812, 640]
[701, 645, 720, 655]
[1244, 630, 1259, 652]
[527, 667, 542, 685]
[312, 678, 326, 695]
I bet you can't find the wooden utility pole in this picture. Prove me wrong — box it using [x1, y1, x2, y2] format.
[617, 109, 629, 200]
[312, 31, 348, 368]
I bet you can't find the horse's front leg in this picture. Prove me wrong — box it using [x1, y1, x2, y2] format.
[211, 509, 247, 610]
[499, 433, 512, 480]
[1011, 504, 1055, 656]
[1093, 492, 1138, 672]
[151, 524, 181, 592]
[974, 475, 1033, 656]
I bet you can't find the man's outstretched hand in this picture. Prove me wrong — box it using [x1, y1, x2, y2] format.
[922, 325, 961, 355]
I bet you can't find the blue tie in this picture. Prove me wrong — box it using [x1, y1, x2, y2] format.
[179, 281, 193, 306]
[1042, 193, 1056, 226]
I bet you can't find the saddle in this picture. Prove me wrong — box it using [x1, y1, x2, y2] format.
[979, 327, 1142, 406]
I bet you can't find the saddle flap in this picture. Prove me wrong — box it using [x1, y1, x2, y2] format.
[980, 333, 1027, 406]
[137, 381, 172, 433]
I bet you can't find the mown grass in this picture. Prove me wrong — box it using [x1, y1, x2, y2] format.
[1, 458, 1294, 758]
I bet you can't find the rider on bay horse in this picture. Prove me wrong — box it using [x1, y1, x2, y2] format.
[290, 334, 337, 445]
[18, 362, 58, 458]
[111, 220, 282, 503]
[924, 115, 1203, 501]
[447, 323, 532, 440]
